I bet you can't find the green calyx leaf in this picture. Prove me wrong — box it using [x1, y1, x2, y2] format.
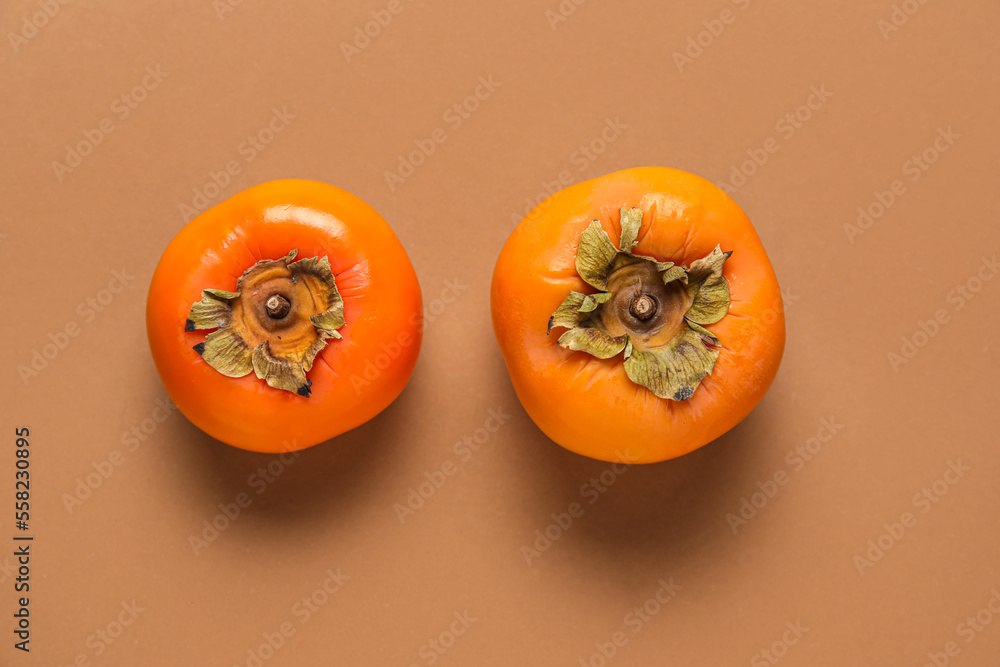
[575, 222, 618, 290]
[196, 327, 253, 377]
[685, 245, 732, 325]
[547, 206, 732, 401]
[252, 343, 313, 397]
[557, 327, 628, 359]
[623, 324, 720, 400]
[186, 289, 238, 331]
[661, 265, 687, 285]
[580, 291, 612, 313]
[547, 291, 590, 334]
[618, 207, 643, 252]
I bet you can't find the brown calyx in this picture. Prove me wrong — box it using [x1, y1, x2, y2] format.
[229, 258, 332, 357]
[546, 206, 731, 401]
[599, 261, 693, 352]
[185, 250, 346, 396]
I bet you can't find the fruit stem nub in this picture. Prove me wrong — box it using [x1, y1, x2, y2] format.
[266, 294, 291, 319]
[630, 294, 656, 320]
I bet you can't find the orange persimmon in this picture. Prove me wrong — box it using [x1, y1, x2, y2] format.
[147, 179, 422, 453]
[491, 167, 784, 463]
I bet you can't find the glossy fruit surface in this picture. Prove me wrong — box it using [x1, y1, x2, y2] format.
[147, 179, 422, 452]
[491, 167, 784, 463]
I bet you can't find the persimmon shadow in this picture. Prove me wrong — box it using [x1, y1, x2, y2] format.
[162, 366, 424, 529]
[495, 347, 774, 582]
[572, 408, 767, 571]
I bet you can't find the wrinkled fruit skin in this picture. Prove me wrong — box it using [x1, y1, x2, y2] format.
[147, 179, 422, 453]
[491, 167, 784, 463]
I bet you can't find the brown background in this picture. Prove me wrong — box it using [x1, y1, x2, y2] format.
[2, 0, 999, 665]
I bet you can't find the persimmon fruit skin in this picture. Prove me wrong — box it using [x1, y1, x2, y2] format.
[491, 167, 784, 464]
[147, 179, 422, 453]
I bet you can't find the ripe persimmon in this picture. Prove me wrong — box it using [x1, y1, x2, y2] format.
[491, 167, 784, 463]
[147, 179, 422, 453]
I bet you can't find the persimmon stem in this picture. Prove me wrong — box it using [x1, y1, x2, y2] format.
[630, 294, 656, 321]
[266, 294, 291, 319]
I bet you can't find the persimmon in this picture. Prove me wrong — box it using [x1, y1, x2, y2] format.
[146, 179, 422, 453]
[491, 167, 784, 464]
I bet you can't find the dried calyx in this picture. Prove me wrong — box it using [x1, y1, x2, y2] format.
[185, 249, 345, 397]
[547, 207, 732, 401]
